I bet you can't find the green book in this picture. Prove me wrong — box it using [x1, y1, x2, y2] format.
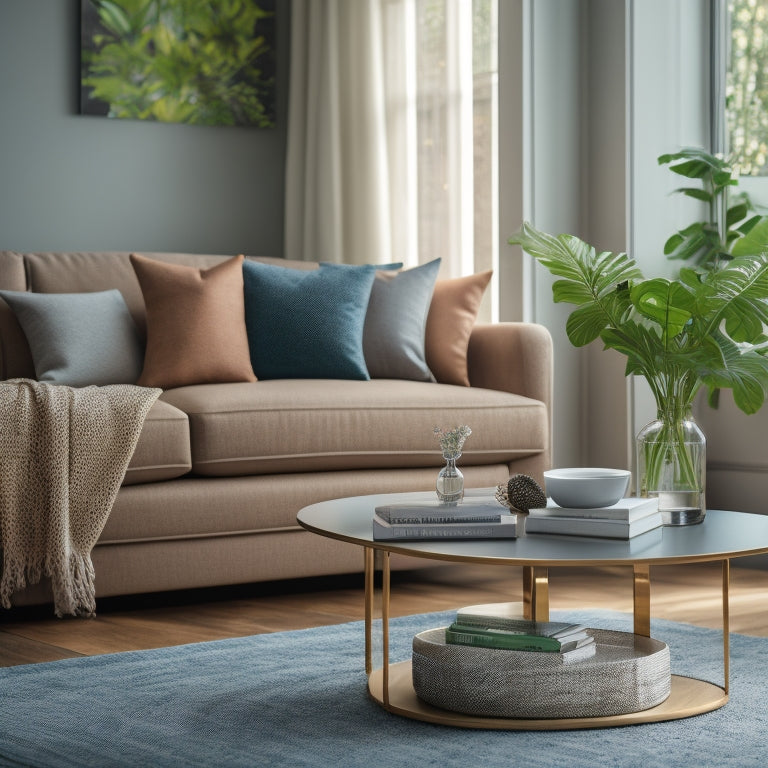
[445, 622, 564, 652]
[454, 611, 588, 641]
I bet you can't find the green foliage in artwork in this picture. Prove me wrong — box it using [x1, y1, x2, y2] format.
[82, 0, 275, 127]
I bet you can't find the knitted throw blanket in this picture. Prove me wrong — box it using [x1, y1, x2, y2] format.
[0, 379, 161, 617]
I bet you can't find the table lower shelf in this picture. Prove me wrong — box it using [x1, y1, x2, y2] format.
[368, 661, 728, 730]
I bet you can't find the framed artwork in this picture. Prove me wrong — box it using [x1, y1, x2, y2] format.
[80, 0, 276, 127]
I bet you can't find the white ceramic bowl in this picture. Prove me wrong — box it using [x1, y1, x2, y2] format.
[543, 468, 631, 509]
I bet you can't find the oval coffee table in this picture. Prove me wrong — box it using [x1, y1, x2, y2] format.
[297, 489, 768, 730]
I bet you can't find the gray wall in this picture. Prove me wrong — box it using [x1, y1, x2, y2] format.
[0, 0, 290, 256]
[528, 0, 585, 469]
[583, 0, 630, 472]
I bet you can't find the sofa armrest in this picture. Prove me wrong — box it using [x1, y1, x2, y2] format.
[467, 322, 553, 410]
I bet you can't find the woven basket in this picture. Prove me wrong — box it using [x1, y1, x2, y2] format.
[412, 627, 671, 719]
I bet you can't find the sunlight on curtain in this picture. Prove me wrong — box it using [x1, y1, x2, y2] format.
[286, 0, 498, 318]
[411, 0, 498, 319]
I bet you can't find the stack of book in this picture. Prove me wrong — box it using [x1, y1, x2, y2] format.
[524, 496, 663, 539]
[372, 497, 517, 540]
[445, 608, 596, 664]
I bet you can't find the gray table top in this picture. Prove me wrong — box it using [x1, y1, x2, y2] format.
[297, 489, 768, 566]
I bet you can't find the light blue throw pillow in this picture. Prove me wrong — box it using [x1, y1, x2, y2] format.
[242, 261, 378, 380]
[362, 258, 441, 381]
[0, 289, 143, 387]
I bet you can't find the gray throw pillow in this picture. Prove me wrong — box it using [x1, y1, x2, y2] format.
[362, 258, 441, 381]
[0, 289, 143, 386]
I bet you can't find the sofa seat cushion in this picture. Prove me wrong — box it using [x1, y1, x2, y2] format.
[123, 399, 192, 485]
[160, 380, 547, 477]
[99, 468, 512, 545]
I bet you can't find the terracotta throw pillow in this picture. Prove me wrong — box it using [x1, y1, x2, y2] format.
[425, 270, 492, 387]
[130, 253, 256, 389]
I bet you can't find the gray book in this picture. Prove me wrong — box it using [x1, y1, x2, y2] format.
[372, 513, 517, 540]
[374, 497, 506, 525]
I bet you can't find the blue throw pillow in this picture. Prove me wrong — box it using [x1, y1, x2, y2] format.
[0, 289, 143, 386]
[242, 260, 378, 380]
[362, 258, 441, 381]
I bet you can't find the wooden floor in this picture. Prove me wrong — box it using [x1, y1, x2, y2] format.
[1, 561, 767, 668]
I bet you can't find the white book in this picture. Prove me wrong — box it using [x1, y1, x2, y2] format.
[561, 642, 598, 665]
[375, 497, 505, 525]
[524, 510, 663, 539]
[528, 496, 659, 521]
[372, 513, 517, 541]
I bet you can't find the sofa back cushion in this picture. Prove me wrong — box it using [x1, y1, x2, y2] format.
[0, 251, 490, 389]
[0, 251, 313, 381]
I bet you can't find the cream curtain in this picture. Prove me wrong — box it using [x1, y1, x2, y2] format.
[285, 0, 414, 266]
[285, 0, 490, 288]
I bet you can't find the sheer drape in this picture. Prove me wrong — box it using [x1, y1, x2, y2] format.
[285, 0, 411, 266]
[285, 0, 495, 296]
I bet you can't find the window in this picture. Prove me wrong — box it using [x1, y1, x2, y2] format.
[727, 0, 768, 175]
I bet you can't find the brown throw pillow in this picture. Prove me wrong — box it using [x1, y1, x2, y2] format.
[425, 270, 492, 387]
[130, 253, 256, 389]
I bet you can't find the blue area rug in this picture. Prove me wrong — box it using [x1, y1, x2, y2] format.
[0, 608, 765, 768]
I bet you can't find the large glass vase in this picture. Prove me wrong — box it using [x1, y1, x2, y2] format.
[636, 407, 706, 526]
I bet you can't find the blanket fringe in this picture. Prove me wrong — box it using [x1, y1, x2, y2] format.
[52, 552, 97, 618]
[0, 552, 97, 617]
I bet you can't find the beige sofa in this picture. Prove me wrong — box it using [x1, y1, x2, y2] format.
[0, 251, 552, 605]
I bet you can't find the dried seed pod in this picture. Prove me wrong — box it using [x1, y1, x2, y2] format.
[499, 474, 547, 513]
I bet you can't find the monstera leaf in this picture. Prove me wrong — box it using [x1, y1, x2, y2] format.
[693, 331, 768, 414]
[630, 279, 696, 343]
[730, 217, 768, 259]
[509, 223, 641, 347]
[702, 254, 768, 342]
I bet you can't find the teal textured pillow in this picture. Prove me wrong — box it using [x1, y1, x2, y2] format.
[362, 258, 441, 381]
[242, 261, 377, 380]
[0, 289, 143, 386]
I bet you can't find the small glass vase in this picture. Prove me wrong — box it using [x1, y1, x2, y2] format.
[436, 454, 464, 503]
[636, 407, 706, 526]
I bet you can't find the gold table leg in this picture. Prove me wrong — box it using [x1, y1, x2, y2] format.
[364, 547, 392, 707]
[522, 566, 549, 621]
[381, 551, 391, 707]
[723, 559, 730, 695]
[633, 564, 651, 637]
[364, 547, 374, 675]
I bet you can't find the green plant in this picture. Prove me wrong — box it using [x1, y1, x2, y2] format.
[509, 222, 768, 497]
[659, 147, 768, 270]
[509, 222, 768, 415]
[81, 0, 275, 127]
